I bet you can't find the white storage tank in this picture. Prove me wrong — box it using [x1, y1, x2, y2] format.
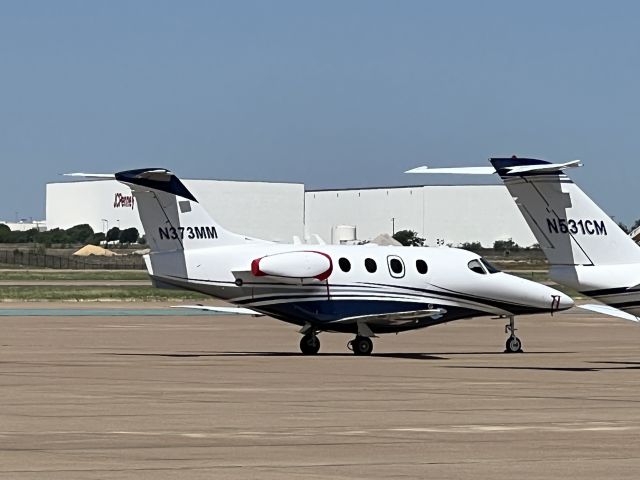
[333, 225, 357, 244]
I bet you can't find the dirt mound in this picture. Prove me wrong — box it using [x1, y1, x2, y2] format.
[73, 245, 119, 257]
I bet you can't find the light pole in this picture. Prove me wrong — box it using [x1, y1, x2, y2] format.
[391, 217, 396, 235]
[101, 219, 109, 246]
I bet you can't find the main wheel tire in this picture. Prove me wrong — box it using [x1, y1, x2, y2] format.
[300, 334, 320, 355]
[352, 336, 373, 356]
[505, 336, 523, 353]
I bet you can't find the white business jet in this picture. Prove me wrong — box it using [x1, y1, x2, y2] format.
[67, 168, 572, 354]
[407, 157, 640, 323]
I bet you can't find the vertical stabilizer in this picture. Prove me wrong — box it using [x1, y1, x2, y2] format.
[490, 158, 640, 267]
[115, 168, 254, 254]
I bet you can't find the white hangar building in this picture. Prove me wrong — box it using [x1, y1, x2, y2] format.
[305, 185, 535, 247]
[46, 179, 306, 243]
[46, 179, 536, 247]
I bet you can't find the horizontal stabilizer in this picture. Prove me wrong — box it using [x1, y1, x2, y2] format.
[578, 304, 640, 323]
[64, 173, 116, 179]
[502, 160, 582, 175]
[171, 305, 263, 316]
[115, 168, 197, 202]
[335, 308, 447, 325]
[406, 160, 582, 176]
[405, 166, 495, 175]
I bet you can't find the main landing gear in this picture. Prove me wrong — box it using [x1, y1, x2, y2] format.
[298, 321, 376, 356]
[299, 333, 375, 356]
[299, 333, 320, 355]
[504, 315, 523, 353]
[347, 321, 375, 355]
[347, 336, 374, 356]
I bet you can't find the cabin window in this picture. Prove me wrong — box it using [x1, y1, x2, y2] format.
[416, 259, 428, 274]
[364, 258, 377, 273]
[480, 258, 500, 274]
[338, 257, 351, 272]
[467, 259, 486, 275]
[387, 256, 405, 278]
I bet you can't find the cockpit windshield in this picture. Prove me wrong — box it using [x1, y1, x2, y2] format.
[468, 258, 501, 275]
[480, 258, 500, 274]
[467, 259, 486, 275]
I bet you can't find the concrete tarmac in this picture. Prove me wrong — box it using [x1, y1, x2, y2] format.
[1, 305, 639, 479]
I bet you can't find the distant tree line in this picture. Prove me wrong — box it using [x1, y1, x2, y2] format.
[0, 223, 143, 246]
[392, 230, 425, 246]
[391, 230, 534, 251]
[617, 219, 640, 235]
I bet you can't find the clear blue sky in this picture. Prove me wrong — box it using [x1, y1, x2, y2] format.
[1, 0, 639, 224]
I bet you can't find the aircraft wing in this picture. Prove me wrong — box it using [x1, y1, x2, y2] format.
[577, 304, 640, 323]
[171, 305, 264, 316]
[334, 308, 447, 325]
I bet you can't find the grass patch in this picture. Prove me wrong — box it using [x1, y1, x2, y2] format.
[0, 270, 149, 281]
[0, 286, 208, 301]
[507, 270, 549, 282]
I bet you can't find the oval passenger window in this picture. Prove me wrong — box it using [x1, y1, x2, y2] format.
[416, 259, 428, 274]
[364, 258, 377, 273]
[338, 257, 351, 272]
[387, 255, 405, 278]
[389, 258, 403, 274]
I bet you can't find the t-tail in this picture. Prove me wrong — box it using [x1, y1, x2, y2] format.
[489, 157, 640, 316]
[114, 168, 262, 286]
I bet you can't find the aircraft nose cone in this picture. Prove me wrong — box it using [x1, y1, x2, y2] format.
[555, 291, 574, 310]
[510, 275, 574, 312]
[541, 285, 573, 311]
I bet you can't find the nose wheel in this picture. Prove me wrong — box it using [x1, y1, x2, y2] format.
[504, 316, 523, 353]
[347, 336, 374, 356]
[505, 335, 522, 353]
[300, 333, 320, 355]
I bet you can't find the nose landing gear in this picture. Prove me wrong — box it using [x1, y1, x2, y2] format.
[504, 315, 523, 353]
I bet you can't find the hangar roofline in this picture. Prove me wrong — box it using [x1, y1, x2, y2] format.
[306, 183, 502, 192]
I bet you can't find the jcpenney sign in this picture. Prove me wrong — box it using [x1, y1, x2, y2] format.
[113, 193, 135, 209]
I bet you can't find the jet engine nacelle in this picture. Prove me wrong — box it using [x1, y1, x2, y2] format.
[251, 251, 333, 280]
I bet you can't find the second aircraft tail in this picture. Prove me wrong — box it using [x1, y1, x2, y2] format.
[490, 157, 640, 268]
